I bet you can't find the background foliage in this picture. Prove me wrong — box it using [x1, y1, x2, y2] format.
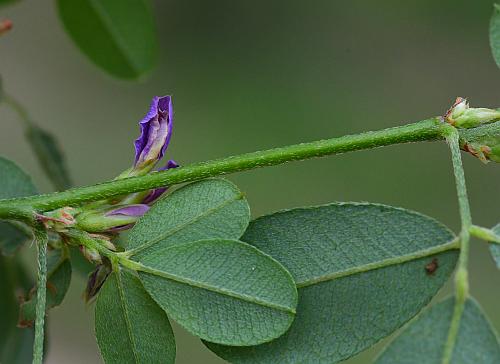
[0, 0, 499, 363]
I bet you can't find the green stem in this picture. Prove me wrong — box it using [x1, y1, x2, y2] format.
[469, 225, 500, 243]
[0, 118, 448, 218]
[32, 224, 48, 364]
[441, 128, 473, 364]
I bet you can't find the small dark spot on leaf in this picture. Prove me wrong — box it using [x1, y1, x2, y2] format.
[425, 258, 439, 275]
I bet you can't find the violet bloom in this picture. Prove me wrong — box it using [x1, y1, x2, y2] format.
[133, 95, 173, 174]
[142, 159, 179, 204]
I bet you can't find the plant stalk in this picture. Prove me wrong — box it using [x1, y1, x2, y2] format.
[32, 224, 48, 364]
[441, 128, 473, 364]
[0, 118, 448, 218]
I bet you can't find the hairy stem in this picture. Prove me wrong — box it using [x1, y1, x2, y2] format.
[0, 118, 449, 218]
[441, 128, 473, 364]
[32, 224, 48, 364]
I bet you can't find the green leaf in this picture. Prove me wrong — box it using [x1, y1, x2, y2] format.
[0, 156, 37, 200]
[126, 178, 250, 256]
[0, 157, 37, 254]
[0, 256, 36, 363]
[19, 248, 72, 326]
[95, 268, 176, 364]
[375, 296, 500, 363]
[56, 0, 158, 79]
[489, 223, 500, 269]
[490, 4, 500, 69]
[0, 0, 19, 7]
[25, 124, 72, 191]
[137, 239, 298, 346]
[0, 221, 30, 256]
[69, 245, 95, 276]
[207, 203, 458, 364]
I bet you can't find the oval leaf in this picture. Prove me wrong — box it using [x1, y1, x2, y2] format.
[0, 156, 37, 200]
[95, 269, 175, 364]
[375, 297, 500, 363]
[19, 248, 72, 326]
[126, 178, 250, 257]
[490, 4, 500, 69]
[0, 256, 36, 363]
[137, 239, 298, 346]
[25, 124, 72, 191]
[0, 221, 30, 256]
[0, 157, 37, 254]
[56, 0, 158, 79]
[207, 203, 458, 364]
[489, 223, 500, 269]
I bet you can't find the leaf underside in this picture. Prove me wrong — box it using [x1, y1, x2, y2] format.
[375, 297, 500, 364]
[489, 223, 500, 269]
[490, 4, 500, 69]
[138, 239, 298, 346]
[207, 203, 458, 364]
[95, 269, 176, 364]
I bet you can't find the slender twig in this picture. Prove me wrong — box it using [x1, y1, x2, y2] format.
[32, 223, 48, 364]
[441, 128, 473, 364]
[0, 118, 451, 219]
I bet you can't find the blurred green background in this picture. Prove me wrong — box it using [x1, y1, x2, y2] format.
[1, 0, 499, 363]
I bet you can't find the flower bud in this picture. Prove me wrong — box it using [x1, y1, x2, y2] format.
[38, 207, 77, 232]
[75, 204, 149, 233]
[84, 263, 112, 303]
[80, 245, 102, 264]
[445, 97, 500, 128]
[131, 95, 173, 176]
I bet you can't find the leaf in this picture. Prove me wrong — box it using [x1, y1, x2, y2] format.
[0, 221, 31, 256]
[126, 178, 250, 256]
[0, 256, 36, 363]
[206, 203, 458, 364]
[69, 245, 95, 276]
[375, 296, 500, 363]
[95, 268, 176, 364]
[25, 124, 72, 191]
[490, 4, 500, 69]
[56, 0, 158, 79]
[489, 223, 500, 269]
[137, 239, 298, 346]
[0, 157, 37, 254]
[0, 156, 37, 200]
[19, 248, 72, 326]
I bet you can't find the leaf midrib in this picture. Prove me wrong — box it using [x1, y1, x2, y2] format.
[139, 264, 295, 315]
[116, 272, 140, 364]
[296, 239, 459, 288]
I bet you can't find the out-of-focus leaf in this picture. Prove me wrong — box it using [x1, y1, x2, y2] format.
[126, 178, 250, 255]
[56, 0, 158, 79]
[19, 248, 72, 326]
[489, 223, 500, 269]
[0, 221, 31, 256]
[0, 0, 19, 7]
[138, 239, 297, 346]
[95, 268, 176, 364]
[207, 203, 458, 364]
[69, 245, 95, 276]
[25, 124, 72, 191]
[0, 157, 37, 254]
[0, 156, 37, 199]
[490, 4, 500, 69]
[0, 256, 36, 363]
[375, 297, 500, 363]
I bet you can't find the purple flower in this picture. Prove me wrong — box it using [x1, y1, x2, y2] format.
[133, 96, 173, 172]
[142, 160, 179, 204]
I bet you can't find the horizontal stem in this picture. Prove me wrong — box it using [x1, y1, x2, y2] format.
[0, 118, 448, 218]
